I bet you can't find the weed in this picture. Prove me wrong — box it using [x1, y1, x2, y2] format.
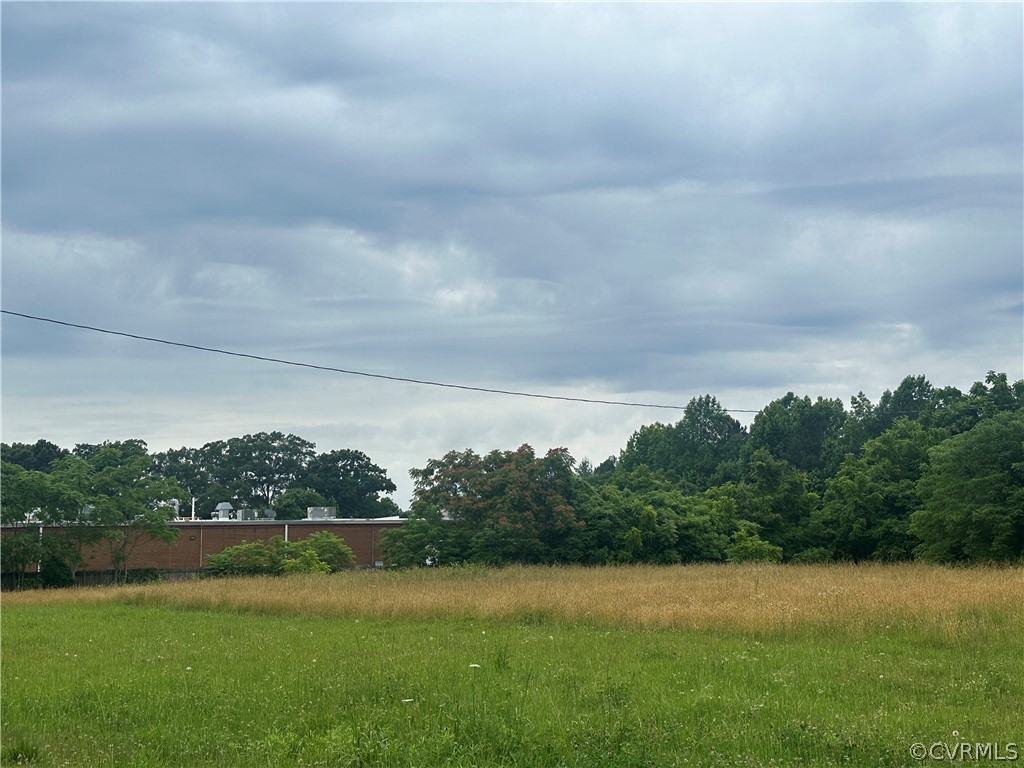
[0, 739, 40, 766]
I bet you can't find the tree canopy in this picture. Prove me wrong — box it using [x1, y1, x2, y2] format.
[148, 435, 399, 518]
[298, 449, 397, 518]
[4, 370, 1022, 583]
[911, 410, 1024, 562]
[402, 445, 579, 565]
[618, 395, 744, 491]
[385, 370, 1022, 568]
[2, 443, 184, 584]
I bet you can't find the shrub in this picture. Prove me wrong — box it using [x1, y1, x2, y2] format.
[297, 531, 355, 572]
[205, 532, 353, 577]
[281, 549, 332, 574]
[206, 540, 281, 576]
[726, 522, 784, 564]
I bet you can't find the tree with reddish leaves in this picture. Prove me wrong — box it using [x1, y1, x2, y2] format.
[395, 444, 581, 565]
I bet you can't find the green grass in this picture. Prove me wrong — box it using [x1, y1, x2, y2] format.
[2, 594, 1022, 767]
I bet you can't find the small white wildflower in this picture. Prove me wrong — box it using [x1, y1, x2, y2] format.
[186, 667, 193, 671]
[469, 663, 481, 669]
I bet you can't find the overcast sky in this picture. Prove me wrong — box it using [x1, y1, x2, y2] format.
[2, 2, 1022, 508]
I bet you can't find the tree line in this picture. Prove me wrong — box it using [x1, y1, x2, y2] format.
[0, 433, 400, 586]
[383, 371, 1024, 566]
[2, 370, 1022, 584]
[2, 443, 183, 586]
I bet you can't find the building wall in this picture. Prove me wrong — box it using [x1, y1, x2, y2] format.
[2, 520, 404, 572]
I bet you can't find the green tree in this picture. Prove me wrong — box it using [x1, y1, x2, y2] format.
[73, 439, 150, 464]
[191, 441, 241, 515]
[1, 530, 43, 589]
[560, 485, 630, 565]
[618, 395, 746, 492]
[272, 488, 329, 521]
[563, 475, 730, 565]
[218, 432, 316, 509]
[38, 540, 76, 588]
[4, 447, 182, 583]
[152, 445, 218, 517]
[1, 439, 68, 472]
[381, 505, 470, 567]
[819, 419, 943, 561]
[941, 371, 1024, 433]
[866, 375, 935, 438]
[911, 411, 1024, 562]
[38, 455, 106, 579]
[747, 393, 847, 485]
[156, 437, 390, 517]
[726, 521, 783, 563]
[85, 446, 183, 584]
[1, 462, 50, 588]
[1, 461, 52, 527]
[708, 450, 820, 558]
[298, 449, 397, 518]
[405, 445, 580, 565]
[855, 372, 1023, 439]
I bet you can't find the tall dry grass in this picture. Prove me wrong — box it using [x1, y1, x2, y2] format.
[5, 563, 1022, 634]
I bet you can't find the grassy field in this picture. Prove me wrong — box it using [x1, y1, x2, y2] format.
[2, 564, 1022, 767]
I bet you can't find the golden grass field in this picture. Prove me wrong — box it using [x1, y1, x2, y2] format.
[5, 562, 1022, 635]
[5, 563, 1023, 767]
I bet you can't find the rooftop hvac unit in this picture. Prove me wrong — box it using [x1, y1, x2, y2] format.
[212, 502, 234, 520]
[306, 506, 337, 520]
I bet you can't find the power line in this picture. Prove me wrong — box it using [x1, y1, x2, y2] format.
[3, 309, 764, 413]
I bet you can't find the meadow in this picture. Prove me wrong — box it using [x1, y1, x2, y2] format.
[2, 564, 1022, 767]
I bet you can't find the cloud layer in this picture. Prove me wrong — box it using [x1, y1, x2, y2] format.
[3, 3, 1021, 506]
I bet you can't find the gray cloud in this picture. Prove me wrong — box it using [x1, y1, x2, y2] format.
[2, 3, 1021, 505]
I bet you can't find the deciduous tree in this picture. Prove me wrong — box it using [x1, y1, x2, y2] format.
[84, 446, 183, 584]
[820, 419, 943, 561]
[219, 432, 316, 508]
[911, 411, 1024, 562]
[272, 488, 328, 521]
[298, 449, 397, 517]
[748, 393, 847, 484]
[1, 439, 68, 472]
[618, 395, 746, 491]
[403, 445, 580, 565]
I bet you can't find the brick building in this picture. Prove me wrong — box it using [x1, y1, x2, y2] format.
[3, 518, 405, 581]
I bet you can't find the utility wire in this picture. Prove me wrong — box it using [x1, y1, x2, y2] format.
[3, 309, 765, 413]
